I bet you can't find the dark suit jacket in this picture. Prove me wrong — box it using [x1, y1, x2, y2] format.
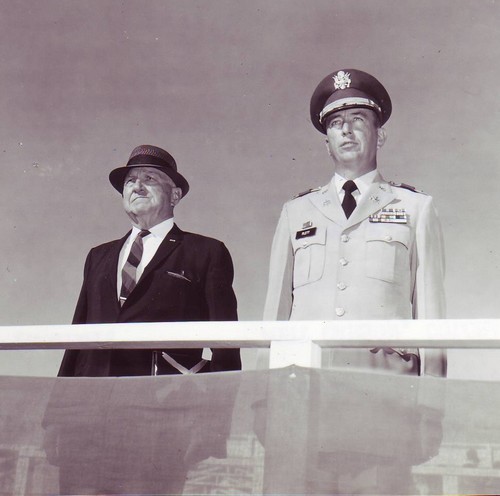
[58, 224, 241, 376]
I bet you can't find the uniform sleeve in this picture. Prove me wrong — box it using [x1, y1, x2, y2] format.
[263, 205, 294, 320]
[412, 195, 447, 377]
[205, 241, 241, 372]
[412, 195, 446, 319]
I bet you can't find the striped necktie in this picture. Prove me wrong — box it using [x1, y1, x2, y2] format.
[341, 180, 358, 219]
[119, 230, 150, 306]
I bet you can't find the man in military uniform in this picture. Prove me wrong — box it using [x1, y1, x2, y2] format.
[263, 69, 446, 377]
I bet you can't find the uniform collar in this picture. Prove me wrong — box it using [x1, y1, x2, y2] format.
[333, 169, 378, 196]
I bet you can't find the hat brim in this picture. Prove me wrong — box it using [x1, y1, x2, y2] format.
[109, 164, 190, 197]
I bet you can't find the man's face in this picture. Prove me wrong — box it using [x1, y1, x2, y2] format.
[325, 108, 385, 176]
[122, 167, 178, 226]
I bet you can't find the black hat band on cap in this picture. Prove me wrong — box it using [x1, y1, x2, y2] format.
[127, 154, 175, 168]
[319, 97, 382, 125]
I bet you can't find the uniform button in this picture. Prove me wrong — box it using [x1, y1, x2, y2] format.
[341, 234, 350, 243]
[385, 235, 392, 242]
[339, 258, 348, 266]
[335, 308, 345, 317]
[337, 282, 347, 290]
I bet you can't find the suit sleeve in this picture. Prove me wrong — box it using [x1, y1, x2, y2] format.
[263, 205, 294, 320]
[57, 250, 93, 377]
[412, 196, 447, 377]
[205, 241, 241, 371]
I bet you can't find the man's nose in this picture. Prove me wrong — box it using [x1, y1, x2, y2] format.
[131, 179, 145, 192]
[341, 121, 352, 135]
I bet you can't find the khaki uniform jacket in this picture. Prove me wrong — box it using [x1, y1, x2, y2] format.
[263, 172, 446, 376]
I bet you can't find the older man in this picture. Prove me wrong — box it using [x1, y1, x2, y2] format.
[59, 144, 240, 376]
[46, 145, 240, 495]
[264, 69, 446, 377]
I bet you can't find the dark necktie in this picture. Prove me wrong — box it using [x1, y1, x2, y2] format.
[119, 230, 150, 306]
[341, 180, 358, 219]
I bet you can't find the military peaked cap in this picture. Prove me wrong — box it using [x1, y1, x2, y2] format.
[310, 68, 392, 134]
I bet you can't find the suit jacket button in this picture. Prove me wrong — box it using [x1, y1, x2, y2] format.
[341, 234, 349, 243]
[337, 282, 347, 290]
[335, 307, 345, 317]
[339, 258, 348, 266]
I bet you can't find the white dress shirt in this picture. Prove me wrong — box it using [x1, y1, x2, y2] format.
[334, 169, 379, 206]
[117, 218, 174, 300]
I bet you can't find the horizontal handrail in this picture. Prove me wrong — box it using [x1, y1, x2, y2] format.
[0, 319, 498, 350]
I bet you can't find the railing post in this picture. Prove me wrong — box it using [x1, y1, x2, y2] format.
[269, 340, 322, 368]
[261, 366, 317, 494]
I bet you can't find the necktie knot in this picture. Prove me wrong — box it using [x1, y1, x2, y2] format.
[139, 230, 151, 238]
[342, 180, 358, 195]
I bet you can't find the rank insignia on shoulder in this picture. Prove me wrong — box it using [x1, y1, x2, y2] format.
[389, 181, 425, 194]
[296, 227, 317, 239]
[293, 187, 321, 199]
[369, 208, 408, 224]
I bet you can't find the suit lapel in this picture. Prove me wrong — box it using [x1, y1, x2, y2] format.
[345, 173, 396, 229]
[137, 223, 184, 285]
[105, 232, 131, 303]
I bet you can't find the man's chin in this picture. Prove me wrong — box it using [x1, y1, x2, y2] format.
[127, 206, 151, 217]
[337, 152, 363, 164]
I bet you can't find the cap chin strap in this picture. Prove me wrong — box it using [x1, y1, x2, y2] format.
[319, 97, 382, 124]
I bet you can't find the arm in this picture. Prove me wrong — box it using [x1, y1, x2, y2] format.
[204, 241, 241, 371]
[57, 249, 93, 377]
[263, 205, 294, 320]
[412, 196, 447, 377]
[412, 195, 446, 319]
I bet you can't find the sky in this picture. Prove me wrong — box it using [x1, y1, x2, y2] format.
[1, 0, 500, 377]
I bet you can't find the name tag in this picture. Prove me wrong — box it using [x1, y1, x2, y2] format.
[296, 227, 317, 239]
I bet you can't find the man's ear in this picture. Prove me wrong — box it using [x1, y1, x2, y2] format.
[171, 187, 183, 206]
[325, 138, 333, 158]
[377, 127, 387, 149]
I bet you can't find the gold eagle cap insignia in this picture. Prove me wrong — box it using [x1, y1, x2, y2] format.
[333, 71, 351, 90]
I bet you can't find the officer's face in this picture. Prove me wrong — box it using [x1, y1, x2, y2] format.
[122, 167, 181, 227]
[325, 108, 386, 175]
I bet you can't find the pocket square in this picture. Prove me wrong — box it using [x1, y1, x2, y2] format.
[166, 271, 191, 283]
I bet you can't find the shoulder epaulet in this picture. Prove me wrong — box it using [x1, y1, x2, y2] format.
[389, 181, 426, 194]
[292, 186, 321, 199]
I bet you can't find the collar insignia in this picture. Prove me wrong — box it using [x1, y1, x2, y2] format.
[333, 71, 351, 90]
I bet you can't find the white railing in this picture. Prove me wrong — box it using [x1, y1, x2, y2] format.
[0, 319, 498, 368]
